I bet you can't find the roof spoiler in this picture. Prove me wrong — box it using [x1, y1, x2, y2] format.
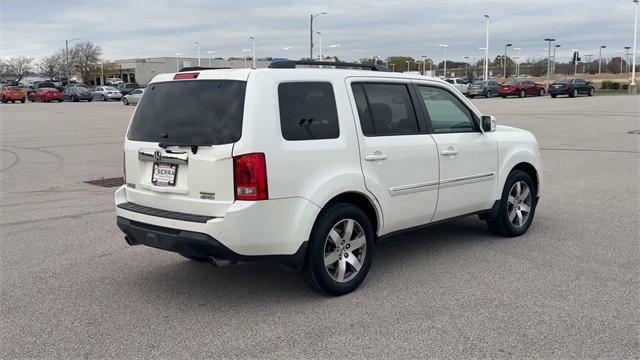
[178, 66, 231, 72]
[268, 60, 392, 72]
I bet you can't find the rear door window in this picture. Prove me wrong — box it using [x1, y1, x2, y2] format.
[351, 83, 420, 136]
[278, 82, 339, 141]
[127, 80, 246, 145]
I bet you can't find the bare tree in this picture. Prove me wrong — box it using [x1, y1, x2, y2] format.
[39, 51, 64, 80]
[5, 56, 34, 83]
[72, 42, 102, 84]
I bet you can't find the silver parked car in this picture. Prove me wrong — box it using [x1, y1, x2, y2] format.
[94, 86, 123, 101]
[122, 88, 144, 105]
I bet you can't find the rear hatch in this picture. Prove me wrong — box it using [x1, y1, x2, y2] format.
[123, 76, 247, 217]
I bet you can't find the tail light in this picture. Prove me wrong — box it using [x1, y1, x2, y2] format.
[233, 153, 268, 201]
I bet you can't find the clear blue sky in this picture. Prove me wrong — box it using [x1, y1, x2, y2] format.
[0, 0, 636, 63]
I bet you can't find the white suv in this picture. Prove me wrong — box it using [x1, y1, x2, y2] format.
[115, 61, 542, 295]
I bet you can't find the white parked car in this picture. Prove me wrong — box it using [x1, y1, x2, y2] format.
[445, 77, 470, 94]
[94, 86, 123, 101]
[122, 88, 144, 105]
[105, 77, 124, 86]
[115, 62, 543, 295]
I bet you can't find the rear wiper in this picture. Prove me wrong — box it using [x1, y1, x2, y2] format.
[158, 142, 201, 154]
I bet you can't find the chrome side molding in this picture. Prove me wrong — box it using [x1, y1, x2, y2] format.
[138, 148, 189, 165]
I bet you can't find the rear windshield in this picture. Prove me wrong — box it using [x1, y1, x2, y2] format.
[127, 80, 246, 146]
[503, 80, 517, 85]
[555, 79, 573, 84]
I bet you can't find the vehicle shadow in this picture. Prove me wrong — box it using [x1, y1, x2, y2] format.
[121, 215, 499, 304]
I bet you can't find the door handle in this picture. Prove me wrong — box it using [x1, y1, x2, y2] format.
[440, 147, 458, 156]
[364, 154, 388, 161]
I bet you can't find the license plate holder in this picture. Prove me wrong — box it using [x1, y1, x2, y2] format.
[152, 163, 178, 186]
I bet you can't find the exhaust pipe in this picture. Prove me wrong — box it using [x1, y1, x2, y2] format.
[209, 257, 236, 267]
[124, 235, 140, 246]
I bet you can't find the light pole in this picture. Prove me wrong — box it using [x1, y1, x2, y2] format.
[100, 61, 104, 85]
[479, 47, 487, 79]
[584, 54, 593, 74]
[624, 46, 632, 73]
[632, 0, 639, 90]
[310, 12, 327, 59]
[282, 46, 293, 59]
[598, 45, 606, 75]
[249, 37, 256, 68]
[194, 41, 200, 66]
[316, 32, 323, 60]
[463, 56, 470, 78]
[572, 49, 579, 75]
[242, 49, 251, 68]
[389, 63, 396, 72]
[406, 60, 411, 72]
[553, 44, 560, 76]
[503, 43, 512, 78]
[421, 55, 429, 75]
[328, 44, 340, 60]
[544, 38, 556, 89]
[175, 52, 182, 71]
[439, 44, 448, 78]
[484, 15, 490, 81]
[513, 47, 522, 77]
[65, 38, 79, 81]
[207, 51, 215, 67]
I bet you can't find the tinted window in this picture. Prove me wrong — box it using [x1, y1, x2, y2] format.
[418, 86, 476, 133]
[130, 89, 142, 95]
[445, 79, 454, 84]
[278, 82, 339, 141]
[353, 83, 419, 136]
[128, 80, 246, 145]
[504, 80, 517, 85]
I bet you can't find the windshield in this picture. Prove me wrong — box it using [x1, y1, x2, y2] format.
[8, 87, 22, 91]
[104, 86, 118, 91]
[127, 80, 246, 146]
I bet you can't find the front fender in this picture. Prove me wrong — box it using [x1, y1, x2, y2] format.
[498, 147, 543, 198]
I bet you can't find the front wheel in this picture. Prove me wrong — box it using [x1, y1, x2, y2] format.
[550, 94, 557, 98]
[487, 170, 537, 237]
[538, 88, 545, 96]
[501, 95, 507, 98]
[73, 95, 79, 102]
[485, 90, 492, 98]
[518, 89, 526, 98]
[302, 203, 374, 296]
[123, 98, 129, 105]
[588, 88, 595, 96]
[20, 98, 25, 103]
[569, 88, 578, 98]
[101, 95, 107, 101]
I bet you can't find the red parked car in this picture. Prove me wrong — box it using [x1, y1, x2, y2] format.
[498, 80, 545, 98]
[1, 86, 27, 103]
[29, 88, 64, 102]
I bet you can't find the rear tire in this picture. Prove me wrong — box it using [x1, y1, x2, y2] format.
[588, 88, 594, 96]
[88, 98, 93, 102]
[501, 95, 507, 98]
[518, 89, 526, 98]
[123, 98, 129, 105]
[73, 95, 79, 102]
[485, 90, 492, 98]
[538, 88, 545, 96]
[302, 203, 374, 296]
[550, 94, 557, 98]
[20, 98, 25, 103]
[469, 95, 475, 99]
[569, 88, 578, 98]
[101, 95, 107, 101]
[487, 170, 537, 237]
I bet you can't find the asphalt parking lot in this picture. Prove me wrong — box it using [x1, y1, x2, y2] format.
[1, 95, 638, 358]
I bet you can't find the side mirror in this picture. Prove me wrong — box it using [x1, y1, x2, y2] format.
[481, 115, 496, 132]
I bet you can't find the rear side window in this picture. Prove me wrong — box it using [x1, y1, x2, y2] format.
[128, 80, 246, 145]
[352, 83, 420, 136]
[278, 82, 339, 141]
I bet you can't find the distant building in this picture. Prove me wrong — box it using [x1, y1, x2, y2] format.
[102, 57, 271, 85]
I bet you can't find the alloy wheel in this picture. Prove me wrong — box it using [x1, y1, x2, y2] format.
[323, 218, 367, 283]
[507, 181, 532, 228]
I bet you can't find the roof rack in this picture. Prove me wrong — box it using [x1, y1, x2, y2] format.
[268, 60, 391, 72]
[178, 66, 231, 72]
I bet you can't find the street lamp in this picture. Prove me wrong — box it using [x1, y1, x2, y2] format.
[65, 38, 79, 81]
[194, 41, 201, 66]
[598, 45, 606, 75]
[389, 63, 396, 72]
[249, 36, 256, 68]
[631, 0, 639, 90]
[584, 54, 593, 74]
[463, 56, 470, 78]
[242, 49, 251, 68]
[624, 46, 632, 73]
[310, 12, 327, 59]
[553, 44, 561, 76]
[479, 47, 487, 79]
[572, 48, 579, 75]
[484, 15, 490, 81]
[503, 43, 512, 78]
[406, 60, 411, 72]
[544, 38, 556, 89]
[421, 55, 429, 75]
[316, 32, 323, 60]
[513, 47, 522, 77]
[175, 52, 182, 71]
[207, 51, 215, 67]
[439, 44, 448, 78]
[328, 44, 340, 60]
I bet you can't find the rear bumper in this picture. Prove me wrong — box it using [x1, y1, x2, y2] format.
[117, 216, 307, 269]
[468, 89, 486, 95]
[548, 88, 570, 95]
[114, 186, 319, 266]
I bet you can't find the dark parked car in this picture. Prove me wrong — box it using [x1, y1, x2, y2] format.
[468, 80, 500, 98]
[117, 83, 140, 95]
[63, 85, 93, 102]
[548, 78, 595, 98]
[498, 80, 545, 98]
